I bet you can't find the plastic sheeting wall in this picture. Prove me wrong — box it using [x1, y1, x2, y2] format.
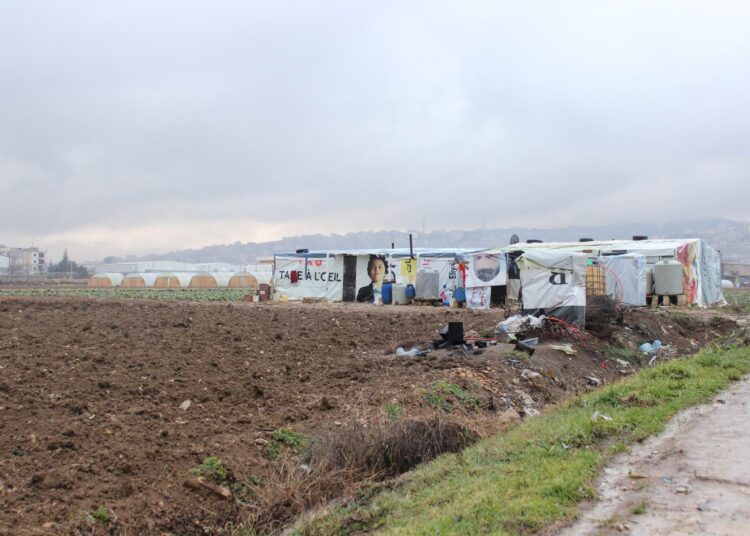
[274, 256, 343, 300]
[599, 254, 647, 306]
[518, 250, 587, 326]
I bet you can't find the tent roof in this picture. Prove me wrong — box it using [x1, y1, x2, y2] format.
[275, 247, 486, 259]
[487, 238, 706, 257]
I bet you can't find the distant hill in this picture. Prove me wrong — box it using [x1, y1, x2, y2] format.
[115, 218, 750, 265]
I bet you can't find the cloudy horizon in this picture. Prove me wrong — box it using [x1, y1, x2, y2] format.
[2, 1, 749, 261]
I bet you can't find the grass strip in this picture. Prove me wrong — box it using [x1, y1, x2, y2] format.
[295, 342, 750, 535]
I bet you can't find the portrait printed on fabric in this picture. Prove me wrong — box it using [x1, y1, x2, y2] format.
[471, 253, 500, 285]
[356, 255, 388, 303]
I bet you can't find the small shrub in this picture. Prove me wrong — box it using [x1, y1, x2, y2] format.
[189, 456, 229, 483]
[633, 501, 648, 515]
[267, 429, 311, 460]
[426, 380, 481, 412]
[384, 402, 402, 420]
[88, 506, 110, 524]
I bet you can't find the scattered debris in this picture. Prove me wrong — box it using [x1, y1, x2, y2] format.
[591, 410, 613, 422]
[184, 477, 232, 499]
[520, 369, 541, 380]
[523, 407, 541, 417]
[585, 376, 603, 386]
[549, 343, 576, 355]
[497, 315, 545, 336]
[178, 399, 191, 411]
[515, 390, 535, 407]
[639, 340, 662, 355]
[674, 484, 690, 494]
[396, 347, 429, 357]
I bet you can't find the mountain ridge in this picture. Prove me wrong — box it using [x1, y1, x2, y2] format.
[107, 218, 750, 265]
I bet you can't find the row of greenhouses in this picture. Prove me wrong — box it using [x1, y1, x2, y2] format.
[89, 272, 259, 289]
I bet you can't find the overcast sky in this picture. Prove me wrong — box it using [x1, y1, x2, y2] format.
[1, 1, 749, 261]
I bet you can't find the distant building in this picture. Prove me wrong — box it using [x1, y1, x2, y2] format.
[0, 254, 9, 275]
[0, 246, 46, 275]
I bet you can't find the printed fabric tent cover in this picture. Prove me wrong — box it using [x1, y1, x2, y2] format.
[517, 250, 588, 326]
[273, 248, 485, 302]
[497, 238, 724, 306]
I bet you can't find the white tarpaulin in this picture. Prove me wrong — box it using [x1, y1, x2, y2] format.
[464, 252, 507, 287]
[274, 256, 343, 301]
[518, 250, 587, 325]
[466, 286, 491, 310]
[598, 254, 647, 306]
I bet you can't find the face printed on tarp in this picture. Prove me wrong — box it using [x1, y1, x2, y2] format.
[472, 253, 501, 283]
[356, 255, 387, 303]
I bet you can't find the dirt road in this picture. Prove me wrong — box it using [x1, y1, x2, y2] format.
[562, 376, 750, 535]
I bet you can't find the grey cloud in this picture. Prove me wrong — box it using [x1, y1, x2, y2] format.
[1, 1, 749, 255]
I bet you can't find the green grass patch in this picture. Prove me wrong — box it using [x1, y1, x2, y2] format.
[87, 506, 110, 524]
[426, 380, 482, 413]
[295, 343, 750, 535]
[632, 501, 648, 515]
[189, 456, 229, 484]
[725, 289, 750, 314]
[266, 428, 312, 460]
[384, 402, 403, 420]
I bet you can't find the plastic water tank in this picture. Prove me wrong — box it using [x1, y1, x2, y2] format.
[392, 284, 408, 304]
[653, 260, 683, 296]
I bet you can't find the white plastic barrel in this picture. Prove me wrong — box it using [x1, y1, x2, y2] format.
[653, 260, 683, 296]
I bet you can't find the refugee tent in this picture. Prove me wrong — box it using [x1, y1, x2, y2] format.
[121, 273, 159, 288]
[273, 248, 484, 302]
[497, 238, 723, 306]
[88, 273, 124, 288]
[153, 272, 193, 288]
[517, 250, 588, 325]
[228, 272, 259, 288]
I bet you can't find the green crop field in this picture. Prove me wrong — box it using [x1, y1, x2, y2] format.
[0, 288, 252, 302]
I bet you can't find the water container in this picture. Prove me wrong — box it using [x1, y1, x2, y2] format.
[653, 260, 683, 296]
[406, 281, 420, 299]
[392, 284, 408, 304]
[382, 283, 393, 305]
[454, 287, 466, 303]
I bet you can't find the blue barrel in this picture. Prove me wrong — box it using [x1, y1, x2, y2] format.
[382, 283, 393, 304]
[454, 287, 466, 303]
[405, 284, 416, 300]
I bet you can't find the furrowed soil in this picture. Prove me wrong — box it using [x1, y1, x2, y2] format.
[0, 298, 737, 535]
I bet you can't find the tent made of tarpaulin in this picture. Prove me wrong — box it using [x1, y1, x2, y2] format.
[597, 254, 647, 306]
[273, 248, 485, 302]
[153, 272, 193, 288]
[495, 238, 723, 306]
[517, 250, 587, 326]
[121, 272, 159, 288]
[89, 273, 124, 288]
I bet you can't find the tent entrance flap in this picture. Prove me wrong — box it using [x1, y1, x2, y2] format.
[342, 255, 357, 302]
